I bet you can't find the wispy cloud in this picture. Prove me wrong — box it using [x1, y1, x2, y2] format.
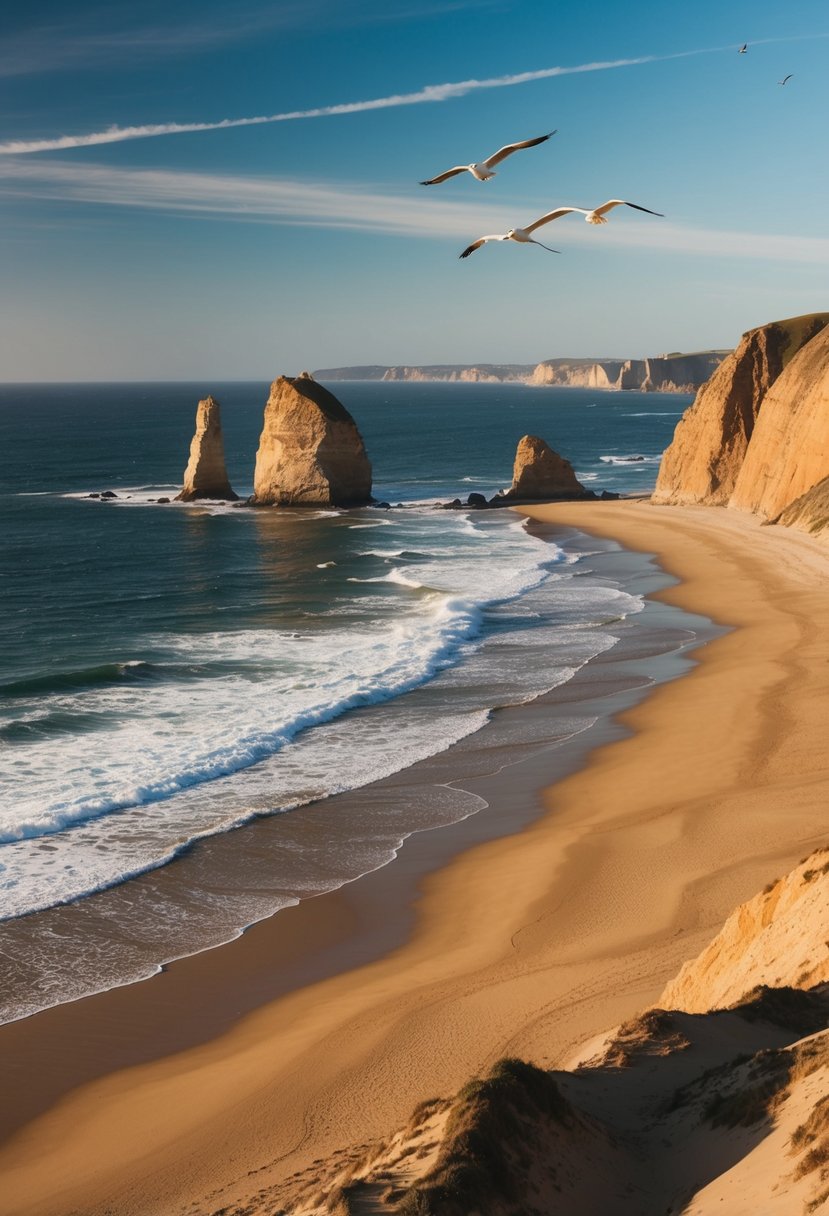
[2, 158, 828, 266]
[0, 0, 499, 79]
[0, 47, 726, 156]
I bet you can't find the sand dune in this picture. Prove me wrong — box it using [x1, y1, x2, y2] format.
[292, 854, 829, 1215]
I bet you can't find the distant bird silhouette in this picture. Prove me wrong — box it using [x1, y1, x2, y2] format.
[420, 132, 556, 185]
[459, 199, 663, 258]
[739, 43, 748, 53]
[778, 74, 793, 85]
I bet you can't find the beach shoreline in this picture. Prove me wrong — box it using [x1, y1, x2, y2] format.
[1, 500, 827, 1216]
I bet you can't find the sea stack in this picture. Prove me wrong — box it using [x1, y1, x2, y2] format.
[175, 396, 238, 502]
[508, 434, 587, 500]
[252, 372, 372, 507]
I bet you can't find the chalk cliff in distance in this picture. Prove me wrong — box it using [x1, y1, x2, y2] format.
[654, 313, 829, 508]
[314, 351, 726, 393]
[175, 396, 237, 502]
[252, 373, 372, 507]
[529, 352, 725, 393]
[381, 363, 533, 384]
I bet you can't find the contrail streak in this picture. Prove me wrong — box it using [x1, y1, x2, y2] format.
[0, 47, 726, 156]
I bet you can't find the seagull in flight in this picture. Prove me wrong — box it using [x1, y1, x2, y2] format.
[420, 131, 556, 185]
[778, 74, 793, 85]
[739, 43, 748, 53]
[459, 199, 663, 259]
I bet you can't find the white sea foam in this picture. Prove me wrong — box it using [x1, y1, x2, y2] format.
[599, 454, 662, 465]
[1, 502, 651, 926]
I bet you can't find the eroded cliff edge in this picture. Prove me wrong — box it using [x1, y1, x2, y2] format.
[653, 312, 829, 536]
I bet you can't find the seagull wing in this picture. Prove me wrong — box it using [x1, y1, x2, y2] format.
[592, 200, 664, 218]
[420, 166, 469, 186]
[524, 207, 584, 233]
[779, 74, 793, 84]
[482, 131, 557, 170]
[459, 236, 504, 259]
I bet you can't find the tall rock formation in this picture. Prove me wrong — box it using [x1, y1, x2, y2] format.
[652, 317, 829, 506]
[175, 396, 237, 502]
[252, 373, 372, 507]
[509, 435, 587, 500]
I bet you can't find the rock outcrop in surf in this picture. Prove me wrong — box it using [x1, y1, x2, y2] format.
[653, 313, 829, 536]
[175, 396, 238, 502]
[251, 373, 372, 507]
[508, 434, 588, 500]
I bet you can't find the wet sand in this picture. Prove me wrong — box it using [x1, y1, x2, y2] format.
[1, 501, 827, 1216]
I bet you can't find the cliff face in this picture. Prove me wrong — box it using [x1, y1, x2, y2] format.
[654, 313, 829, 513]
[774, 475, 829, 536]
[640, 353, 725, 393]
[660, 849, 829, 1014]
[252, 373, 372, 507]
[729, 323, 829, 520]
[528, 359, 625, 388]
[529, 352, 725, 393]
[175, 396, 237, 502]
[509, 434, 586, 500]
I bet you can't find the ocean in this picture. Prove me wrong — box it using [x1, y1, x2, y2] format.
[0, 380, 698, 1023]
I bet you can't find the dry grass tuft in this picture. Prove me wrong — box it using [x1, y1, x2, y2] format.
[396, 1058, 572, 1216]
[601, 1009, 690, 1067]
[733, 985, 829, 1035]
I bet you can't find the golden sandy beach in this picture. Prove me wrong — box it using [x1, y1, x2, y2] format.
[1, 500, 828, 1216]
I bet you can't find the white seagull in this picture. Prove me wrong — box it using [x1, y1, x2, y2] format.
[420, 131, 556, 185]
[459, 200, 663, 259]
[778, 74, 793, 85]
[739, 43, 748, 53]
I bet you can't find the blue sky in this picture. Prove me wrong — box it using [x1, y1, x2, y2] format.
[1, 0, 828, 379]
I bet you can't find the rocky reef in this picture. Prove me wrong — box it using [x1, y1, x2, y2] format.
[251, 373, 372, 507]
[441, 434, 602, 509]
[175, 396, 237, 502]
[654, 313, 829, 536]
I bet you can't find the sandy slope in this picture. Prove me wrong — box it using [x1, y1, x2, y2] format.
[0, 501, 827, 1216]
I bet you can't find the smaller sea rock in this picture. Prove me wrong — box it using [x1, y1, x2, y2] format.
[100, 490, 118, 499]
[508, 435, 587, 500]
[466, 492, 487, 508]
[156, 497, 171, 504]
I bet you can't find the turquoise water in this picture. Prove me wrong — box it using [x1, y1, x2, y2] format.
[0, 380, 691, 1019]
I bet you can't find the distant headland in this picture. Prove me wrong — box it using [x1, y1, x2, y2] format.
[313, 349, 730, 394]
